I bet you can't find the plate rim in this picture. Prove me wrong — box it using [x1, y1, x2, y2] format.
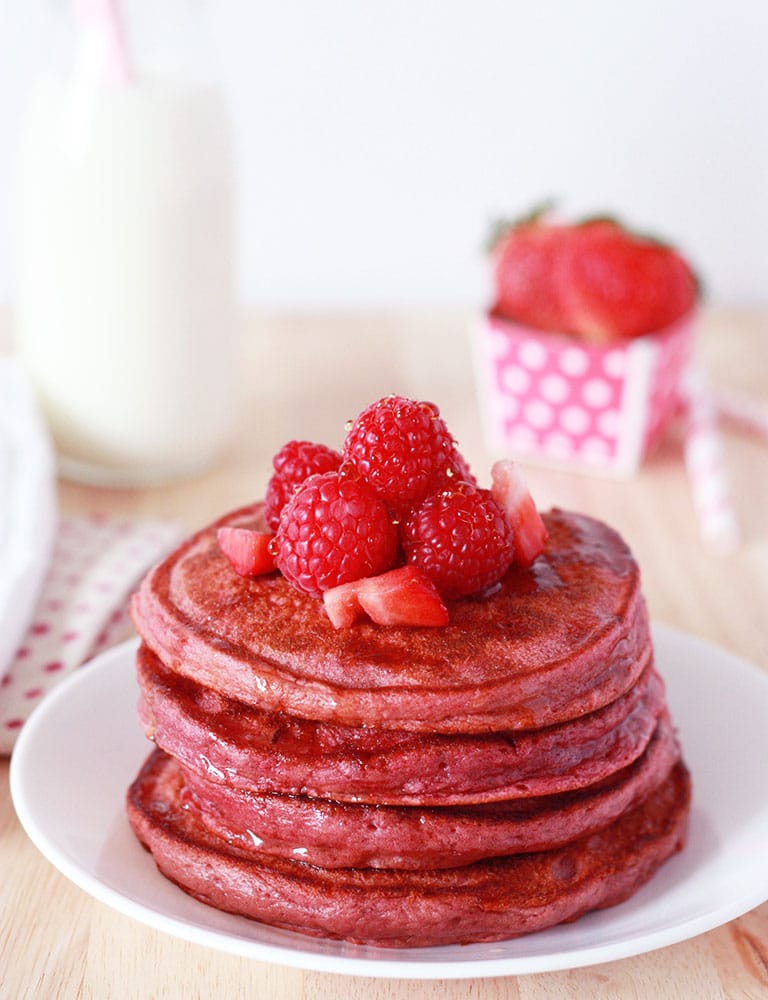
[9, 624, 768, 979]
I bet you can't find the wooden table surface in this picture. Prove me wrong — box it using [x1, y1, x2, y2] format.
[2, 308, 767, 999]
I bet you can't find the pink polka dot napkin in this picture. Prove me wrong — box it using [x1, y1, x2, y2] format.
[1, 514, 182, 754]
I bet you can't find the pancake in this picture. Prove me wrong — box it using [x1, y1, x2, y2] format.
[127, 498, 690, 947]
[130, 507, 652, 734]
[137, 644, 665, 805]
[127, 749, 691, 947]
[176, 714, 679, 869]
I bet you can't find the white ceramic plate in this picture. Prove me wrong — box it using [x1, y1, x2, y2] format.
[10, 625, 768, 979]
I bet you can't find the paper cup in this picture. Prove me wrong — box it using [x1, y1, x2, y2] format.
[471, 311, 695, 477]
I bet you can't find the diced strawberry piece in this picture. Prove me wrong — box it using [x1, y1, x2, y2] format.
[357, 566, 449, 627]
[490, 460, 549, 567]
[322, 580, 365, 629]
[322, 566, 449, 629]
[217, 527, 276, 577]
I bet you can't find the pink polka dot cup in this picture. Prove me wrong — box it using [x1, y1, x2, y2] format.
[472, 311, 695, 476]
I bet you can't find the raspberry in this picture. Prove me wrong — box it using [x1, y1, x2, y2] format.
[343, 396, 456, 508]
[264, 440, 342, 530]
[275, 469, 398, 597]
[401, 484, 514, 599]
[436, 443, 477, 491]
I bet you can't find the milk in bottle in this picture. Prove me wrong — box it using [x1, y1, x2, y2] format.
[14, 1, 236, 485]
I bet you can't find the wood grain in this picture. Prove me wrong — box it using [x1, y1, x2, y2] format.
[2, 308, 767, 999]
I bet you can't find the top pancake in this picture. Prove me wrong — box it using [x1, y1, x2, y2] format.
[131, 505, 652, 734]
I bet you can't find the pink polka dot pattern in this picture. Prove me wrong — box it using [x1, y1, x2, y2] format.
[474, 313, 695, 475]
[0, 515, 182, 753]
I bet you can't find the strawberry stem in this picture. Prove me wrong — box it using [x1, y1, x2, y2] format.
[485, 199, 557, 253]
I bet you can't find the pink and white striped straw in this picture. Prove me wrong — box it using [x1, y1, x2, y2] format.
[680, 366, 740, 554]
[714, 389, 768, 443]
[74, 0, 134, 85]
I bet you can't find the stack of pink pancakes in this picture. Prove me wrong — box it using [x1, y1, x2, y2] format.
[127, 506, 691, 947]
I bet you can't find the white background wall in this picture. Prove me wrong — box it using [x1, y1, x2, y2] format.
[2, 0, 767, 309]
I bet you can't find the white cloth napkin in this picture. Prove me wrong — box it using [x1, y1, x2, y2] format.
[0, 358, 182, 753]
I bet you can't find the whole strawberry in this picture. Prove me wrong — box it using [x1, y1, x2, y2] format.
[490, 209, 573, 333]
[275, 469, 398, 597]
[401, 483, 515, 599]
[264, 440, 343, 530]
[490, 208, 698, 344]
[343, 395, 463, 509]
[562, 219, 698, 343]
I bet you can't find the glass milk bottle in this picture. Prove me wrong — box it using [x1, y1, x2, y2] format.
[14, 1, 236, 485]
